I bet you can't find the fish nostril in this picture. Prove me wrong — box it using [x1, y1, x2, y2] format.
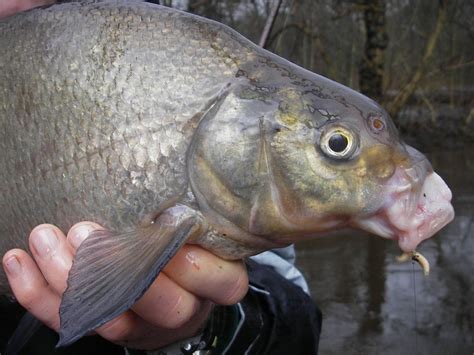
[404, 165, 426, 187]
[395, 183, 412, 194]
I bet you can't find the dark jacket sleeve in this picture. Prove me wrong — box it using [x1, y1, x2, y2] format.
[209, 259, 322, 355]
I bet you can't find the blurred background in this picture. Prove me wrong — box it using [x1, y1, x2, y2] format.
[159, 1, 474, 354]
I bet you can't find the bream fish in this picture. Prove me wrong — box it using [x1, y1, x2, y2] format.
[0, 0, 454, 346]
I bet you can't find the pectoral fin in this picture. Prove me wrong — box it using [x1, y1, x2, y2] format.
[57, 205, 206, 347]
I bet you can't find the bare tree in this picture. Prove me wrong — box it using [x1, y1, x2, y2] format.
[359, 0, 388, 102]
[387, 0, 447, 117]
[259, 0, 282, 48]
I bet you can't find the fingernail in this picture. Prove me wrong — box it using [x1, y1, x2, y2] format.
[69, 224, 94, 249]
[32, 227, 59, 257]
[4, 255, 21, 276]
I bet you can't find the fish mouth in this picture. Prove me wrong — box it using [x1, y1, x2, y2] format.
[353, 161, 455, 252]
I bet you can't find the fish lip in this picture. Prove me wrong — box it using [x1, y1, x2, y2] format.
[393, 171, 454, 252]
[352, 171, 455, 252]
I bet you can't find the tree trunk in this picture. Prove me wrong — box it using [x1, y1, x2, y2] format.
[359, 0, 388, 102]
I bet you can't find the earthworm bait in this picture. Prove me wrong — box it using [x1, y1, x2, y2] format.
[397, 251, 430, 276]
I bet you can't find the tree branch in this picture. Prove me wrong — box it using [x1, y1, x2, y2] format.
[259, 0, 282, 48]
[419, 91, 438, 125]
[387, 0, 448, 117]
[266, 22, 335, 76]
[426, 58, 474, 77]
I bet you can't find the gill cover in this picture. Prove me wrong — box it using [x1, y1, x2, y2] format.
[187, 78, 399, 241]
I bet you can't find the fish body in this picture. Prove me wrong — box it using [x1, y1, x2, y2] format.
[0, 0, 240, 291]
[0, 0, 454, 346]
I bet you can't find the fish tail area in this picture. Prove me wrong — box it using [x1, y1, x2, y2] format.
[56, 204, 207, 348]
[4, 312, 42, 355]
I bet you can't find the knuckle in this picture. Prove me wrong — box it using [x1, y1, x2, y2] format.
[98, 314, 134, 342]
[219, 271, 249, 305]
[15, 285, 41, 309]
[160, 295, 196, 329]
[67, 222, 101, 249]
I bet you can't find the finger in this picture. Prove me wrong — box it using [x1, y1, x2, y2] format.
[3, 249, 61, 331]
[96, 300, 212, 350]
[131, 272, 203, 329]
[129, 301, 214, 350]
[29, 221, 102, 296]
[94, 310, 148, 345]
[163, 245, 248, 305]
[28, 224, 74, 295]
[66, 221, 103, 251]
[0, 0, 56, 19]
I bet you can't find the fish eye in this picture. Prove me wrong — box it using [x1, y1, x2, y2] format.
[320, 126, 358, 159]
[328, 133, 348, 153]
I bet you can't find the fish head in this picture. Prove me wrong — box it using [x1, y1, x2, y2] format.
[188, 60, 454, 253]
[258, 79, 454, 252]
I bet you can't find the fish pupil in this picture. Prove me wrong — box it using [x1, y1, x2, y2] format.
[328, 134, 348, 153]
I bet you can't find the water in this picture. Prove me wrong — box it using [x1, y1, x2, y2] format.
[295, 145, 474, 355]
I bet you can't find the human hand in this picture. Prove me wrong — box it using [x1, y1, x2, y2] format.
[0, 0, 56, 19]
[2, 222, 248, 350]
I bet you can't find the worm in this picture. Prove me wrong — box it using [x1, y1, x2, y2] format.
[396, 251, 430, 276]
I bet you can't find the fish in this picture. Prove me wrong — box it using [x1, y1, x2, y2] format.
[0, 0, 454, 347]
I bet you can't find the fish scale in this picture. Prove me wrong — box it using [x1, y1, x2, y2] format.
[0, 1, 239, 294]
[0, 1, 453, 347]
